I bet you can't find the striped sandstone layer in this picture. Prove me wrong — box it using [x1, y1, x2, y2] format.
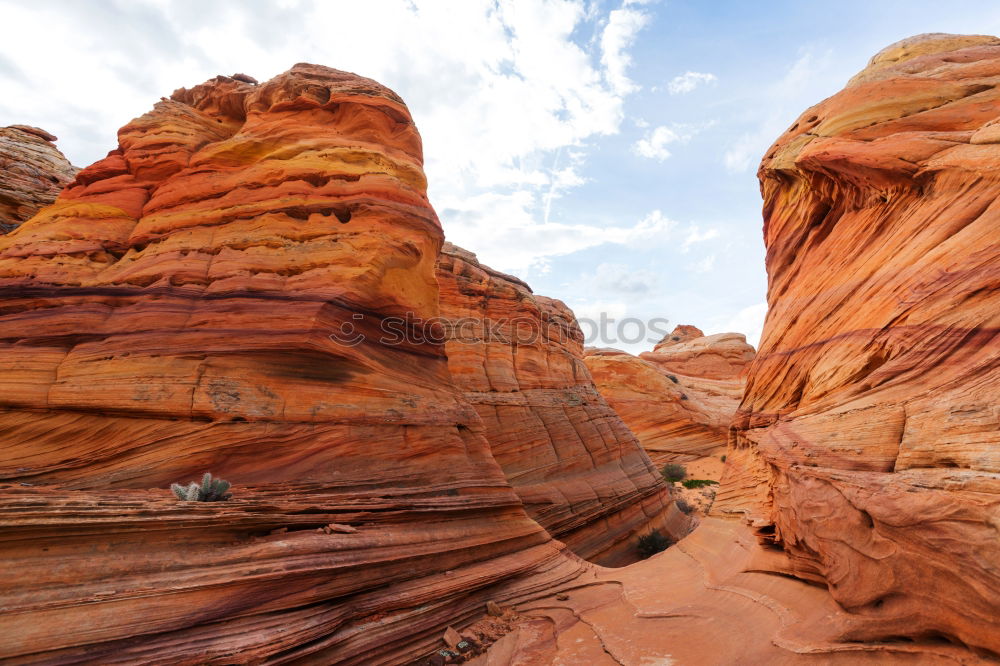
[0, 125, 77, 233]
[0, 65, 586, 665]
[718, 33, 1000, 656]
[437, 243, 688, 567]
[586, 326, 754, 466]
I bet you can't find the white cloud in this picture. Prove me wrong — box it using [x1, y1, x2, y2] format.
[633, 125, 682, 160]
[627, 209, 679, 245]
[542, 148, 587, 224]
[681, 225, 720, 252]
[600, 5, 650, 95]
[632, 121, 712, 161]
[667, 70, 717, 94]
[440, 200, 677, 274]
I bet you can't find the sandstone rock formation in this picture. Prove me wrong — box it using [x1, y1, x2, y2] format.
[0, 66, 595, 665]
[0, 125, 77, 233]
[585, 327, 754, 517]
[586, 326, 754, 468]
[717, 33, 1000, 656]
[437, 244, 687, 566]
[468, 518, 985, 664]
[5, 32, 998, 664]
[644, 324, 756, 379]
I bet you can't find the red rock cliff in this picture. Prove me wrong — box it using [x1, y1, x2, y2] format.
[0, 125, 77, 233]
[0, 66, 588, 664]
[437, 243, 688, 566]
[720, 34, 1000, 655]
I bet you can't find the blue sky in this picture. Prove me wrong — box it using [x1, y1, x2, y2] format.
[3, 0, 1000, 351]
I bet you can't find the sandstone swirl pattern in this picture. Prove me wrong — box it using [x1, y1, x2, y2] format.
[0, 66, 589, 664]
[0, 125, 77, 233]
[718, 34, 1000, 655]
[437, 243, 687, 567]
[586, 325, 754, 466]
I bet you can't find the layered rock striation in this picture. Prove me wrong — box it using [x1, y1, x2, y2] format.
[586, 326, 754, 466]
[437, 244, 687, 567]
[719, 33, 1000, 656]
[470, 518, 987, 664]
[0, 66, 588, 665]
[0, 125, 77, 233]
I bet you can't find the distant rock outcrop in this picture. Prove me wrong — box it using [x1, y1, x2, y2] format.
[586, 326, 754, 466]
[0, 125, 77, 233]
[718, 33, 1000, 655]
[644, 325, 756, 379]
[438, 243, 688, 566]
[585, 326, 754, 515]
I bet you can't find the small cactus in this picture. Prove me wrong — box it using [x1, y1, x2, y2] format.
[171, 472, 232, 502]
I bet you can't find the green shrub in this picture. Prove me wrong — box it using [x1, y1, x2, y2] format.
[636, 529, 673, 558]
[720, 454, 727, 462]
[171, 472, 232, 502]
[661, 463, 686, 483]
[682, 479, 719, 489]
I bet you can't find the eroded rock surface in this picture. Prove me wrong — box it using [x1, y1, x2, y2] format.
[470, 517, 988, 665]
[586, 326, 754, 468]
[718, 33, 1000, 656]
[437, 244, 687, 566]
[0, 125, 77, 233]
[0, 66, 589, 665]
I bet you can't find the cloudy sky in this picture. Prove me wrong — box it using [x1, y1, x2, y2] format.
[3, 0, 1000, 351]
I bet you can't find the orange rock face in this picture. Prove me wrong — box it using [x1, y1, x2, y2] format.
[0, 66, 592, 664]
[0, 125, 77, 233]
[720, 34, 1000, 655]
[437, 244, 688, 566]
[644, 324, 756, 380]
[586, 327, 754, 466]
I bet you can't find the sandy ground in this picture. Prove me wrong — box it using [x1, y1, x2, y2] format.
[458, 517, 977, 665]
[668, 447, 726, 516]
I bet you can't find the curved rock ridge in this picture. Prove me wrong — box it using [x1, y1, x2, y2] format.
[0, 66, 587, 664]
[0, 125, 77, 233]
[585, 327, 754, 466]
[719, 33, 1000, 656]
[644, 324, 756, 380]
[471, 518, 987, 665]
[437, 243, 688, 567]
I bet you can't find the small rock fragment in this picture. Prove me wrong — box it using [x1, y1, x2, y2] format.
[325, 523, 357, 534]
[443, 626, 462, 648]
